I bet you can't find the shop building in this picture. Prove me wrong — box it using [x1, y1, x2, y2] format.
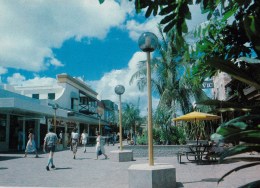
[0, 74, 117, 151]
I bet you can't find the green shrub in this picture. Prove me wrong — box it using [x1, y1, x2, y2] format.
[137, 131, 148, 145]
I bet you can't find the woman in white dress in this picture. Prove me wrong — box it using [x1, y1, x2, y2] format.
[80, 129, 88, 153]
[95, 131, 108, 160]
[24, 128, 38, 158]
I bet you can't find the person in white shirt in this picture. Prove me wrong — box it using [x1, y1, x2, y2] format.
[95, 131, 108, 160]
[80, 129, 88, 153]
[71, 128, 79, 159]
[59, 131, 63, 144]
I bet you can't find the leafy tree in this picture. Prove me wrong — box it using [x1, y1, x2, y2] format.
[153, 125, 186, 145]
[100, 0, 260, 55]
[121, 103, 142, 136]
[139, 0, 260, 55]
[191, 12, 260, 90]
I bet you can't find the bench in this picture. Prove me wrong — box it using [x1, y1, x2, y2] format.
[177, 151, 197, 163]
[206, 153, 220, 162]
[177, 151, 186, 164]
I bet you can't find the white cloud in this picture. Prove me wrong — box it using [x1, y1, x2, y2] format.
[126, 17, 162, 41]
[7, 73, 57, 86]
[0, 67, 8, 75]
[187, 4, 208, 30]
[7, 73, 26, 85]
[0, 0, 129, 72]
[88, 52, 159, 116]
[49, 58, 64, 67]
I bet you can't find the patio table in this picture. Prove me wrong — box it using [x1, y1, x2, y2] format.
[186, 144, 211, 164]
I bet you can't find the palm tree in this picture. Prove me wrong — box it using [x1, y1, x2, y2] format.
[130, 26, 210, 125]
[121, 103, 141, 139]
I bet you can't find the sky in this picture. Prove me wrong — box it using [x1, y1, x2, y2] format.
[0, 0, 207, 115]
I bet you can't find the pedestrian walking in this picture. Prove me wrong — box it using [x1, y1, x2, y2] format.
[133, 132, 137, 145]
[43, 127, 58, 171]
[112, 132, 116, 146]
[80, 129, 88, 153]
[17, 128, 24, 151]
[24, 128, 38, 158]
[59, 130, 63, 144]
[106, 132, 111, 146]
[95, 131, 108, 160]
[71, 128, 79, 159]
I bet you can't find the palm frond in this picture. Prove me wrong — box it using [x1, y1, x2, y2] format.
[218, 162, 260, 184]
[238, 180, 260, 188]
[219, 144, 260, 162]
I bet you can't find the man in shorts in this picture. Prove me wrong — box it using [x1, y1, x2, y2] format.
[43, 127, 58, 171]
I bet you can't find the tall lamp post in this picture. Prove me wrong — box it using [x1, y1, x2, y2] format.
[52, 103, 59, 133]
[138, 32, 158, 166]
[114, 85, 125, 151]
[97, 112, 103, 135]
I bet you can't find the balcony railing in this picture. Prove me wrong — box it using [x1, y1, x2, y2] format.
[79, 104, 97, 115]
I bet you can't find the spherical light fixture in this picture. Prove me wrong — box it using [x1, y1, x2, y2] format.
[138, 32, 158, 52]
[115, 85, 125, 95]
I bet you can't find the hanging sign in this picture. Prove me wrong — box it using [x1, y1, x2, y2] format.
[202, 80, 214, 89]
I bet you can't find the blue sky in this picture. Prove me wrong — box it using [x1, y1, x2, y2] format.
[0, 1, 207, 115]
[52, 28, 138, 80]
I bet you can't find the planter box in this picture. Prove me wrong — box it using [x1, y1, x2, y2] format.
[124, 145, 190, 158]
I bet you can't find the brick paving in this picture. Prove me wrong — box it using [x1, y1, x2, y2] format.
[0, 143, 259, 188]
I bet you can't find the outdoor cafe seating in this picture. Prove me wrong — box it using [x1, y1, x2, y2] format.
[177, 141, 218, 164]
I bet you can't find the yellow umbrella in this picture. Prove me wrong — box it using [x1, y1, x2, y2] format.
[173, 111, 220, 144]
[173, 111, 221, 121]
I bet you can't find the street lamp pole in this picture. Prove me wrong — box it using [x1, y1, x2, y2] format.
[119, 94, 123, 150]
[97, 104, 104, 135]
[53, 103, 59, 133]
[115, 85, 125, 151]
[138, 32, 158, 166]
[99, 115, 101, 133]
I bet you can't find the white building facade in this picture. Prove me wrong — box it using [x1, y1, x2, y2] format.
[0, 74, 117, 151]
[212, 72, 232, 100]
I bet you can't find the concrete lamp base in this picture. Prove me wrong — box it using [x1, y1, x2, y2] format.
[110, 150, 133, 162]
[128, 163, 176, 188]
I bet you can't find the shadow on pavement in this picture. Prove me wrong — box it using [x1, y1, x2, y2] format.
[0, 156, 22, 161]
[222, 157, 260, 164]
[75, 157, 92, 160]
[0, 167, 8, 170]
[55, 167, 72, 170]
[176, 182, 184, 187]
[201, 178, 220, 182]
[182, 177, 220, 185]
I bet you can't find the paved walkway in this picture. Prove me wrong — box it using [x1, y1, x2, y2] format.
[0, 143, 259, 188]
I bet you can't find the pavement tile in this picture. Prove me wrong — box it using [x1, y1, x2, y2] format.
[0, 144, 259, 188]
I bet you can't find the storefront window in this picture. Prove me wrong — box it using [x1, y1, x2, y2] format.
[0, 114, 7, 142]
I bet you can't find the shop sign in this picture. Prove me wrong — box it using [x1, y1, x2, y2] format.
[202, 80, 214, 89]
[48, 119, 76, 127]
